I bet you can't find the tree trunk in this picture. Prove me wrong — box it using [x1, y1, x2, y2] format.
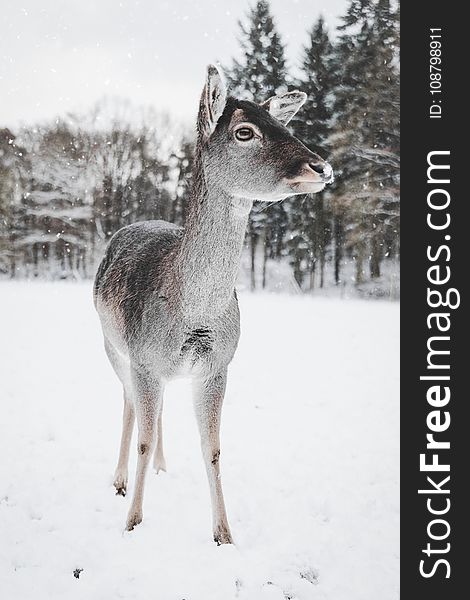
[250, 224, 257, 291]
[355, 242, 365, 284]
[318, 197, 325, 288]
[320, 252, 325, 288]
[333, 213, 343, 285]
[262, 232, 268, 289]
[33, 243, 39, 277]
[9, 230, 16, 278]
[370, 235, 382, 279]
[309, 259, 316, 291]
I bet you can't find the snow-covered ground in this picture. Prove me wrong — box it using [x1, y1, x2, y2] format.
[0, 282, 399, 600]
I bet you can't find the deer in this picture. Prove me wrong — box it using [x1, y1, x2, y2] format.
[93, 65, 333, 545]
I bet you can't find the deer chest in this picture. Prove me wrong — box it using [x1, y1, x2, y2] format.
[181, 327, 214, 358]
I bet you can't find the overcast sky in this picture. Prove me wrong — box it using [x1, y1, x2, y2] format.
[1, 0, 348, 128]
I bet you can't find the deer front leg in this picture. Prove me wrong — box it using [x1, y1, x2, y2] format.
[193, 368, 233, 545]
[126, 367, 163, 531]
[113, 391, 135, 496]
[152, 407, 166, 474]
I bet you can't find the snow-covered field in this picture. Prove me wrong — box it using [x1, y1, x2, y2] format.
[0, 282, 399, 600]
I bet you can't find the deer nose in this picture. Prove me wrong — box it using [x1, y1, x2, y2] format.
[306, 159, 334, 183]
[308, 160, 325, 175]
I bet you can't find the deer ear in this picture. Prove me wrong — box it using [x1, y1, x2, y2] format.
[197, 64, 227, 139]
[261, 91, 307, 126]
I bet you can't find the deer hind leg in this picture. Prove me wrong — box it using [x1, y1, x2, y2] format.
[103, 338, 135, 497]
[193, 368, 233, 545]
[152, 407, 166, 473]
[126, 366, 163, 531]
[113, 390, 135, 496]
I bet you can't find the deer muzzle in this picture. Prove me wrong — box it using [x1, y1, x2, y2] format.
[286, 158, 334, 193]
[303, 159, 334, 184]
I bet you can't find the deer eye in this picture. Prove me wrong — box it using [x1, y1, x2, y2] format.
[235, 127, 255, 142]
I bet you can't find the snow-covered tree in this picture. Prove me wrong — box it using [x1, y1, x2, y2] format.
[329, 0, 400, 285]
[16, 123, 94, 277]
[225, 0, 288, 100]
[225, 0, 291, 289]
[0, 129, 28, 276]
[168, 135, 194, 227]
[288, 16, 335, 290]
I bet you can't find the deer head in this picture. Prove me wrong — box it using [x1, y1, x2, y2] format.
[197, 64, 334, 202]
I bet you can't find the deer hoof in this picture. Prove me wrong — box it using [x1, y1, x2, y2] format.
[154, 460, 167, 475]
[113, 473, 128, 496]
[126, 511, 143, 531]
[153, 453, 167, 474]
[115, 486, 126, 497]
[213, 525, 233, 545]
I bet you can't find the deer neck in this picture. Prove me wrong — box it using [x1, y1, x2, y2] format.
[172, 153, 252, 321]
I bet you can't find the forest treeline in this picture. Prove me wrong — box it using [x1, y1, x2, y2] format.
[0, 0, 399, 296]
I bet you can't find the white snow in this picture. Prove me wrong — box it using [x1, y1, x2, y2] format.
[0, 282, 399, 600]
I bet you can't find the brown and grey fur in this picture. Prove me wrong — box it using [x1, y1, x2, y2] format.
[93, 65, 333, 544]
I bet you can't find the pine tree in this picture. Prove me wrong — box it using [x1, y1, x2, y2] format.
[288, 16, 334, 290]
[329, 0, 400, 287]
[225, 0, 290, 289]
[364, 0, 400, 280]
[226, 0, 288, 100]
[294, 16, 333, 154]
